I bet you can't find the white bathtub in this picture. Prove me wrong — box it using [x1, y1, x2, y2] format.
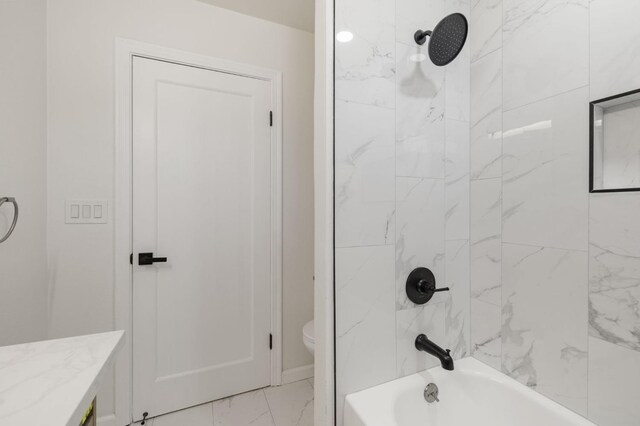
[344, 357, 596, 426]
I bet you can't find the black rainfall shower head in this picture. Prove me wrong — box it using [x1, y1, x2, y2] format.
[414, 13, 468, 66]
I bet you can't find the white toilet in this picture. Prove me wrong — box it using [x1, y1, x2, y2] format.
[302, 320, 315, 356]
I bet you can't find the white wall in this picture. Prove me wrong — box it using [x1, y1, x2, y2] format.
[0, 0, 48, 347]
[46, 0, 314, 418]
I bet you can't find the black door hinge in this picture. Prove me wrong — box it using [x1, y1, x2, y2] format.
[269, 333, 273, 350]
[270, 111, 273, 127]
[130, 253, 133, 265]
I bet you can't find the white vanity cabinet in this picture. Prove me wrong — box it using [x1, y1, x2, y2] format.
[0, 331, 124, 426]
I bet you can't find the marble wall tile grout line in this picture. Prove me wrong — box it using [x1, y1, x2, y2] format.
[500, 84, 591, 114]
[585, 0, 591, 404]
[334, 97, 396, 110]
[501, 240, 589, 255]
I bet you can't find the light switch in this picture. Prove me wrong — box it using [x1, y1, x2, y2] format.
[70, 204, 80, 219]
[65, 199, 108, 224]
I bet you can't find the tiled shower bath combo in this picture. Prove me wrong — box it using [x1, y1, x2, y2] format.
[335, 0, 640, 425]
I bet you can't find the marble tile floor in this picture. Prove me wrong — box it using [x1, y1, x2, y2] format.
[133, 378, 314, 426]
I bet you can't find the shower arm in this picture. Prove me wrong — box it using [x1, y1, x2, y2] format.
[0, 197, 18, 244]
[414, 29, 432, 45]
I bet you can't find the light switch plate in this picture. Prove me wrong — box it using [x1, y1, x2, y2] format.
[65, 200, 108, 224]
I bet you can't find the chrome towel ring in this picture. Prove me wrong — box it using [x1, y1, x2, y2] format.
[0, 197, 18, 244]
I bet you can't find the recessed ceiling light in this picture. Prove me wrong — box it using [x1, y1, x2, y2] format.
[336, 31, 354, 43]
[409, 53, 427, 63]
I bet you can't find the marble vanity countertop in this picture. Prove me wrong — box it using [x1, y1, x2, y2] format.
[0, 330, 124, 426]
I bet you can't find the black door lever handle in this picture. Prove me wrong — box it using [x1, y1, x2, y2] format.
[139, 252, 168, 265]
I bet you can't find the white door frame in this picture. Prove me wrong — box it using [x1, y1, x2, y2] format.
[114, 38, 283, 425]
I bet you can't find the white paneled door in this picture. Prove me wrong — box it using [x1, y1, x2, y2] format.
[131, 57, 273, 421]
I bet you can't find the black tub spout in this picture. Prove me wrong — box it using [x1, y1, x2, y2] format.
[415, 334, 454, 371]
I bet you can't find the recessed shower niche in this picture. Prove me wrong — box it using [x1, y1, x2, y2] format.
[590, 88, 640, 192]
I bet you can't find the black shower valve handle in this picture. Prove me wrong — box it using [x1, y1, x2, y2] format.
[416, 279, 449, 295]
[406, 267, 450, 305]
[416, 280, 449, 293]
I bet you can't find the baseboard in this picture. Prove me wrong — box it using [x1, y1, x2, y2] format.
[97, 414, 116, 426]
[281, 363, 314, 385]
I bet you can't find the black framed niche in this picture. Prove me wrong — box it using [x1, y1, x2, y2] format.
[590, 88, 640, 193]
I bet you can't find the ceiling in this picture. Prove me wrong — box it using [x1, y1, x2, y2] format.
[198, 0, 315, 33]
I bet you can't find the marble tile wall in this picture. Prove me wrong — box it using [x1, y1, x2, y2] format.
[335, 0, 470, 423]
[469, 0, 640, 424]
